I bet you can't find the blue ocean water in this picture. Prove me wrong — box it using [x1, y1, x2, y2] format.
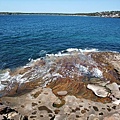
[0, 15, 120, 70]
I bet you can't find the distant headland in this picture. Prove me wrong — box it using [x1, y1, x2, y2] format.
[0, 11, 120, 18]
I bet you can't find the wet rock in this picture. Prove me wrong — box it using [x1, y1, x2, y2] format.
[38, 106, 52, 113]
[53, 100, 65, 108]
[91, 52, 120, 84]
[87, 84, 110, 97]
[90, 78, 110, 86]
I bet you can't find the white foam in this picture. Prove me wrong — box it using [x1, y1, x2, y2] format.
[92, 68, 103, 78]
[67, 48, 98, 53]
[46, 52, 69, 57]
[52, 73, 63, 78]
[0, 70, 31, 91]
[15, 74, 28, 83]
[0, 71, 10, 91]
[79, 65, 89, 73]
[43, 73, 51, 80]
[45, 48, 99, 58]
[76, 64, 89, 74]
[79, 48, 98, 53]
[26, 58, 41, 67]
[0, 83, 5, 91]
[75, 64, 103, 78]
[0, 71, 10, 81]
[66, 48, 79, 52]
[54, 52, 68, 57]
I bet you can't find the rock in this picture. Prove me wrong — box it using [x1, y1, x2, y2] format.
[0, 52, 120, 120]
[103, 113, 120, 120]
[48, 78, 111, 103]
[0, 107, 16, 115]
[0, 105, 6, 113]
[7, 112, 19, 119]
[53, 100, 65, 108]
[106, 82, 120, 104]
[54, 114, 66, 120]
[90, 78, 110, 86]
[88, 114, 99, 120]
[0, 87, 120, 120]
[91, 52, 120, 84]
[112, 100, 120, 105]
[0, 115, 4, 119]
[87, 84, 110, 97]
[57, 91, 68, 96]
[106, 82, 119, 91]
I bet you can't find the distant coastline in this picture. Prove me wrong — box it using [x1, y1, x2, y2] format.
[0, 11, 120, 18]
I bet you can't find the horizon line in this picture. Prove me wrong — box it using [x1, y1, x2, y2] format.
[0, 10, 120, 14]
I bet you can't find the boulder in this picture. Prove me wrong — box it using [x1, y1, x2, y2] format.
[87, 84, 110, 97]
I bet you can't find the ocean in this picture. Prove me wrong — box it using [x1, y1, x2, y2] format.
[0, 15, 120, 70]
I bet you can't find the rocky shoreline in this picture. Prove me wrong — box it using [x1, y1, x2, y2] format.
[0, 51, 120, 120]
[0, 11, 120, 18]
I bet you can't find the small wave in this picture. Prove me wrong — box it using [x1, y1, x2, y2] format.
[38, 50, 47, 56]
[66, 48, 99, 53]
[0, 71, 10, 90]
[46, 48, 99, 57]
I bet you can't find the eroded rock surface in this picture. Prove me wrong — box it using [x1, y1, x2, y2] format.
[0, 87, 120, 120]
[0, 51, 120, 119]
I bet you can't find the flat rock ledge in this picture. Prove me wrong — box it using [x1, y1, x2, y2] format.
[87, 82, 120, 105]
[0, 87, 120, 120]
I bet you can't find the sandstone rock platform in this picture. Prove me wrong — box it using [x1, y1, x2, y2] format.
[0, 51, 120, 120]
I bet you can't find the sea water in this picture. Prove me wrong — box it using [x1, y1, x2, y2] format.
[0, 15, 120, 70]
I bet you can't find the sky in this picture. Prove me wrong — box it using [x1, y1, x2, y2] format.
[0, 0, 120, 13]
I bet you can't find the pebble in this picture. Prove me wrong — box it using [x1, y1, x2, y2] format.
[57, 91, 68, 96]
